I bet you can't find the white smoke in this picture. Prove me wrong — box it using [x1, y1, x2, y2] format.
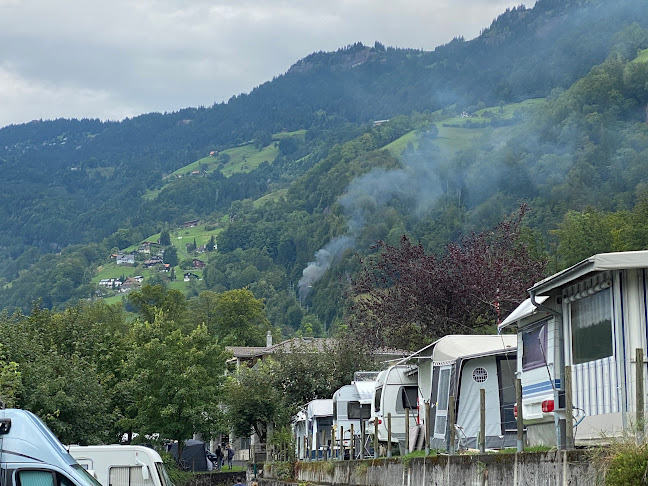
[298, 136, 446, 301]
[298, 235, 354, 300]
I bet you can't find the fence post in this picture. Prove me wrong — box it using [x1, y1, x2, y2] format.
[374, 419, 379, 459]
[637, 348, 645, 444]
[516, 378, 524, 452]
[350, 423, 355, 460]
[449, 395, 456, 455]
[304, 436, 308, 462]
[405, 409, 410, 454]
[360, 420, 366, 460]
[480, 388, 486, 453]
[331, 427, 336, 460]
[387, 413, 392, 458]
[565, 365, 574, 449]
[425, 401, 431, 456]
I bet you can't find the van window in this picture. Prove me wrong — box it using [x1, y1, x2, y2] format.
[522, 321, 548, 371]
[348, 401, 371, 419]
[374, 386, 383, 412]
[571, 287, 612, 364]
[333, 400, 338, 418]
[17, 471, 85, 486]
[396, 386, 418, 413]
[18, 471, 55, 486]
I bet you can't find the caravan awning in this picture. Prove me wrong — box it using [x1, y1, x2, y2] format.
[307, 399, 333, 418]
[432, 335, 516, 363]
[497, 296, 548, 332]
[530, 250, 648, 294]
[354, 381, 375, 405]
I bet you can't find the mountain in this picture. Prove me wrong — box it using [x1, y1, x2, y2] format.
[1, 0, 648, 334]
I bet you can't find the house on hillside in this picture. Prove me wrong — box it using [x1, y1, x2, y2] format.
[192, 259, 205, 269]
[499, 250, 648, 448]
[182, 220, 200, 228]
[143, 257, 163, 268]
[116, 254, 135, 265]
[183, 272, 200, 281]
[99, 278, 122, 289]
[119, 277, 141, 293]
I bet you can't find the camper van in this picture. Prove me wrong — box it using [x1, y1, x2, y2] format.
[368, 364, 418, 447]
[0, 408, 102, 486]
[499, 250, 648, 447]
[410, 335, 517, 451]
[68, 445, 174, 486]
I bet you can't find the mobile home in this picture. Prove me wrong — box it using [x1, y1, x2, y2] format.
[0, 408, 102, 486]
[410, 335, 517, 451]
[68, 445, 174, 486]
[499, 250, 648, 446]
[369, 364, 418, 447]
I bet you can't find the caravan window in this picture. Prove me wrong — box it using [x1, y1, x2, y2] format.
[396, 386, 418, 413]
[374, 386, 383, 412]
[571, 287, 612, 364]
[348, 401, 371, 419]
[110, 466, 154, 486]
[522, 321, 548, 371]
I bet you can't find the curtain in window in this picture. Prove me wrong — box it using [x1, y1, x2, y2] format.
[19, 471, 55, 486]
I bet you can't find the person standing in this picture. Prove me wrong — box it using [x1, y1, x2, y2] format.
[226, 444, 235, 469]
[233, 479, 244, 486]
[215, 445, 223, 471]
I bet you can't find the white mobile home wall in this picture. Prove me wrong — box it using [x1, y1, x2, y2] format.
[500, 251, 648, 446]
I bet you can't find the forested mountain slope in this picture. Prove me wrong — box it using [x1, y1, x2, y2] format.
[1, 0, 648, 337]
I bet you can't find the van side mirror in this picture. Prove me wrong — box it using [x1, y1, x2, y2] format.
[0, 418, 11, 434]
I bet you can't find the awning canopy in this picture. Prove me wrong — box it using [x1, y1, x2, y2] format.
[431, 335, 516, 363]
[531, 250, 648, 294]
[354, 381, 375, 405]
[307, 399, 333, 418]
[497, 296, 549, 332]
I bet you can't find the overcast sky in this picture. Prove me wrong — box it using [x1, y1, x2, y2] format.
[0, 0, 535, 129]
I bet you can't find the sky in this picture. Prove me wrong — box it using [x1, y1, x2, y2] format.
[0, 0, 535, 129]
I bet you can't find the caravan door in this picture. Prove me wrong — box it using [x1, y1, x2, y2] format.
[433, 366, 451, 440]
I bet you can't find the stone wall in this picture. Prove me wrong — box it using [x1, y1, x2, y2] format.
[184, 471, 246, 486]
[259, 450, 599, 486]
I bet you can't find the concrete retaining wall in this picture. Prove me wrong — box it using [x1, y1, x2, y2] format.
[259, 450, 599, 486]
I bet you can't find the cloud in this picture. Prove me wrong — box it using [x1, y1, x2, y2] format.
[0, 0, 535, 128]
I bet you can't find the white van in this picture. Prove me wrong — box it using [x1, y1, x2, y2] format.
[0, 408, 102, 486]
[68, 445, 174, 486]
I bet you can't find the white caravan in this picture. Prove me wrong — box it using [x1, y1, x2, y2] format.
[499, 250, 648, 447]
[332, 379, 375, 448]
[0, 408, 102, 486]
[408, 335, 517, 451]
[68, 445, 174, 486]
[369, 364, 418, 447]
[302, 399, 333, 459]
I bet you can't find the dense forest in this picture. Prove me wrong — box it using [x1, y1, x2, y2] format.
[1, 0, 648, 342]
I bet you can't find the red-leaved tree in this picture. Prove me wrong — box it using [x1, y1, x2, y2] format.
[348, 205, 547, 350]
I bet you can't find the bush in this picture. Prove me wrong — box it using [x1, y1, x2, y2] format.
[604, 442, 648, 485]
